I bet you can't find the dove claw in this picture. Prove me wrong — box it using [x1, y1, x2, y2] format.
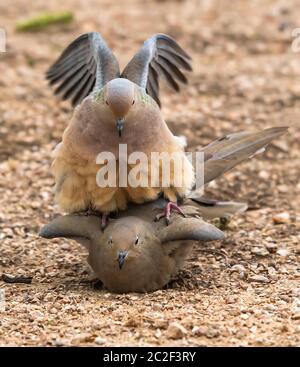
[154, 202, 185, 225]
[101, 214, 109, 232]
[154, 213, 165, 222]
[74, 208, 101, 217]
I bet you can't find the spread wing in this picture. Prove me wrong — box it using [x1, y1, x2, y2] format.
[46, 32, 120, 106]
[121, 34, 192, 107]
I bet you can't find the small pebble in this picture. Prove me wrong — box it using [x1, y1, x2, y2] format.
[231, 264, 246, 272]
[265, 243, 278, 253]
[95, 336, 106, 345]
[166, 322, 187, 339]
[251, 247, 269, 256]
[277, 249, 289, 257]
[273, 212, 290, 224]
[249, 275, 269, 283]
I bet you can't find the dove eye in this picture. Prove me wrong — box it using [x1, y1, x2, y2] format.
[132, 100, 135, 106]
[134, 236, 139, 245]
[108, 236, 113, 245]
[105, 100, 109, 106]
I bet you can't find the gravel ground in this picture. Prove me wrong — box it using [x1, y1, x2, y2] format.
[0, 0, 299, 346]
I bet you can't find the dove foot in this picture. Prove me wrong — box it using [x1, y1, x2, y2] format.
[101, 214, 109, 231]
[155, 201, 186, 225]
[73, 208, 102, 217]
[73, 209, 109, 231]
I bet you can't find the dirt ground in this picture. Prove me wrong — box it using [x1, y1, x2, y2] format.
[0, 0, 299, 346]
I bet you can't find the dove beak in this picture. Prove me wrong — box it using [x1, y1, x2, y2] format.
[116, 118, 125, 137]
[117, 251, 128, 270]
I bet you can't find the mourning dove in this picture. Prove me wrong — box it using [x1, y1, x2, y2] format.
[46, 33, 194, 224]
[40, 199, 225, 293]
[40, 126, 288, 293]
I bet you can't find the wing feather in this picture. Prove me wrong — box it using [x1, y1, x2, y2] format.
[121, 33, 192, 106]
[46, 32, 120, 106]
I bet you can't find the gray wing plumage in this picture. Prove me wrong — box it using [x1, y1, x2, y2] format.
[46, 32, 120, 106]
[121, 34, 192, 107]
[201, 127, 288, 185]
[188, 126, 288, 196]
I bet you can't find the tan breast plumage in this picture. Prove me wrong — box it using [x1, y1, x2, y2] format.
[52, 97, 194, 214]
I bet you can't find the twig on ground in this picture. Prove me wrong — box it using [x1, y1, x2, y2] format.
[16, 11, 73, 32]
[1, 274, 32, 284]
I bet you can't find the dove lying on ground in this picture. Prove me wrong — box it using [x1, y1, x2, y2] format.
[47, 33, 194, 224]
[40, 126, 288, 292]
[40, 198, 226, 293]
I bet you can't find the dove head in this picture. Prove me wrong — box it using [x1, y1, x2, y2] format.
[87, 216, 163, 293]
[98, 217, 158, 271]
[104, 78, 136, 137]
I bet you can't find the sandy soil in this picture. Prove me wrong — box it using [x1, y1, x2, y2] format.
[0, 0, 299, 346]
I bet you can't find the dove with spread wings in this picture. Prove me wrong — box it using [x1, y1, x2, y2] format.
[47, 33, 194, 227]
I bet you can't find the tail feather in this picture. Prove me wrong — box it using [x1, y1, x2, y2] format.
[185, 197, 248, 220]
[188, 126, 288, 194]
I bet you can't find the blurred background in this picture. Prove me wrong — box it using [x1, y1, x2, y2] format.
[0, 0, 299, 346]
